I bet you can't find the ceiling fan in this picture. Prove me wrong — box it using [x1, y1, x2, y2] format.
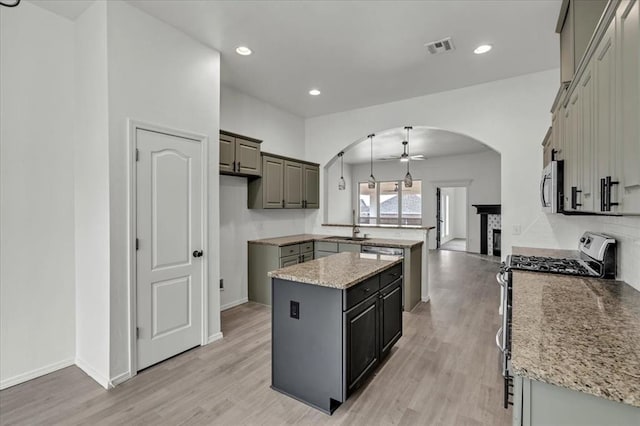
[377, 154, 426, 161]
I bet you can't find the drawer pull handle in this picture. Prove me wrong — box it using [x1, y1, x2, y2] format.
[364, 288, 370, 293]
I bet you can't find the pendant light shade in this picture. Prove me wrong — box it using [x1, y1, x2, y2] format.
[338, 151, 346, 190]
[403, 126, 413, 188]
[367, 133, 376, 189]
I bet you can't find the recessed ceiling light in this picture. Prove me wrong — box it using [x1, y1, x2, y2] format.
[235, 46, 252, 56]
[309, 89, 321, 96]
[474, 44, 492, 54]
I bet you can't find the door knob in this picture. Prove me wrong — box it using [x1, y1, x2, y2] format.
[193, 250, 203, 258]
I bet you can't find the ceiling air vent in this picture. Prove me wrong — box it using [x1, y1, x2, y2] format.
[425, 37, 455, 55]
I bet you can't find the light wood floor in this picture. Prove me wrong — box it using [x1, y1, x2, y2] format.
[0, 250, 511, 425]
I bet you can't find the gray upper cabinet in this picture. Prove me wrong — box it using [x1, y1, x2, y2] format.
[236, 138, 261, 176]
[248, 153, 320, 209]
[219, 130, 262, 177]
[284, 160, 304, 208]
[219, 133, 235, 173]
[557, 0, 608, 83]
[303, 164, 320, 208]
[264, 156, 284, 208]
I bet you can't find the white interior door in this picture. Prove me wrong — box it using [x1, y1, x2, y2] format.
[136, 128, 203, 371]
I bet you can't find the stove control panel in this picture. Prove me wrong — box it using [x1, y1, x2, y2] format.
[578, 232, 616, 262]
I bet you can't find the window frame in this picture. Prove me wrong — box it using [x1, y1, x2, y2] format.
[357, 180, 422, 226]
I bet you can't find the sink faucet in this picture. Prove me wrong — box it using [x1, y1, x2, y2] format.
[352, 209, 360, 238]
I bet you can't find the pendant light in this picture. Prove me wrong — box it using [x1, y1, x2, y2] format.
[367, 133, 376, 189]
[337, 151, 346, 190]
[404, 126, 413, 188]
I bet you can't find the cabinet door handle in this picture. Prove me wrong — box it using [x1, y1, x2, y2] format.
[232, 161, 236, 173]
[282, 199, 285, 208]
[606, 176, 619, 210]
[363, 288, 370, 293]
[600, 178, 607, 211]
[237, 161, 241, 172]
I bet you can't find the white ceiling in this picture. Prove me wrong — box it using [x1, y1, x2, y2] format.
[30, 0, 561, 118]
[341, 127, 492, 165]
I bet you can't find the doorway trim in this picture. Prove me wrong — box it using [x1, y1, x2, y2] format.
[431, 179, 472, 251]
[127, 119, 209, 379]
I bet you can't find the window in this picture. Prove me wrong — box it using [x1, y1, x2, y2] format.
[358, 180, 422, 226]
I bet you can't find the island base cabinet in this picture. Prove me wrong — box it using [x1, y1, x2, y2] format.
[513, 376, 640, 426]
[272, 279, 344, 414]
[345, 294, 379, 395]
[271, 265, 403, 415]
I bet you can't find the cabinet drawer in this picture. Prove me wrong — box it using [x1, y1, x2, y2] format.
[279, 244, 300, 257]
[315, 241, 337, 252]
[345, 275, 380, 311]
[301, 242, 314, 254]
[380, 263, 403, 288]
[279, 254, 299, 268]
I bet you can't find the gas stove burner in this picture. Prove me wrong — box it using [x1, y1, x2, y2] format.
[507, 254, 598, 277]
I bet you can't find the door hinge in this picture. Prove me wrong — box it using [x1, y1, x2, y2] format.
[136, 238, 139, 250]
[136, 327, 140, 339]
[135, 149, 140, 162]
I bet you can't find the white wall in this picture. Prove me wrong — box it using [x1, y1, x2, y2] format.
[440, 187, 467, 243]
[306, 70, 556, 253]
[347, 151, 500, 252]
[105, 0, 221, 381]
[326, 160, 353, 224]
[451, 187, 467, 239]
[0, 2, 76, 389]
[219, 85, 308, 310]
[74, 0, 111, 387]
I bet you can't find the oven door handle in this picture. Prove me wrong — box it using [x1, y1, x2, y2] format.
[495, 327, 504, 352]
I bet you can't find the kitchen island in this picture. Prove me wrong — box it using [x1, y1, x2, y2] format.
[268, 252, 404, 414]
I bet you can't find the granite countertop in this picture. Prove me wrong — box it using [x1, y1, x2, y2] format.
[248, 234, 423, 248]
[267, 252, 403, 289]
[510, 247, 640, 408]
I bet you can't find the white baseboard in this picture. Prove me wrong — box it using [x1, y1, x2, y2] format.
[109, 371, 131, 388]
[75, 357, 110, 389]
[421, 296, 431, 303]
[221, 297, 248, 311]
[207, 331, 224, 344]
[0, 358, 74, 390]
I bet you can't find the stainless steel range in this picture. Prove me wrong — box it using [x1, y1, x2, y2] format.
[495, 232, 617, 409]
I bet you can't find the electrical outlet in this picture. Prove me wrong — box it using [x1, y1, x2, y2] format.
[220, 278, 224, 290]
[512, 224, 522, 235]
[290, 301, 300, 319]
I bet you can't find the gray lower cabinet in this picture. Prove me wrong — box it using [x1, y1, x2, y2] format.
[271, 266, 403, 414]
[248, 241, 314, 305]
[513, 376, 640, 425]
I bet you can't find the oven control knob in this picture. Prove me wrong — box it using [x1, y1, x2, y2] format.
[586, 238, 592, 245]
[580, 237, 586, 243]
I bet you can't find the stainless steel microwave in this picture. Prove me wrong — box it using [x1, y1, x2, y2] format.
[541, 160, 563, 213]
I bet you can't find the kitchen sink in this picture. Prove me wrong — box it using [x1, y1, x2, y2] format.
[324, 236, 369, 242]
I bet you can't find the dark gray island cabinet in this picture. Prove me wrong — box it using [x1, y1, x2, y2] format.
[268, 252, 403, 414]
